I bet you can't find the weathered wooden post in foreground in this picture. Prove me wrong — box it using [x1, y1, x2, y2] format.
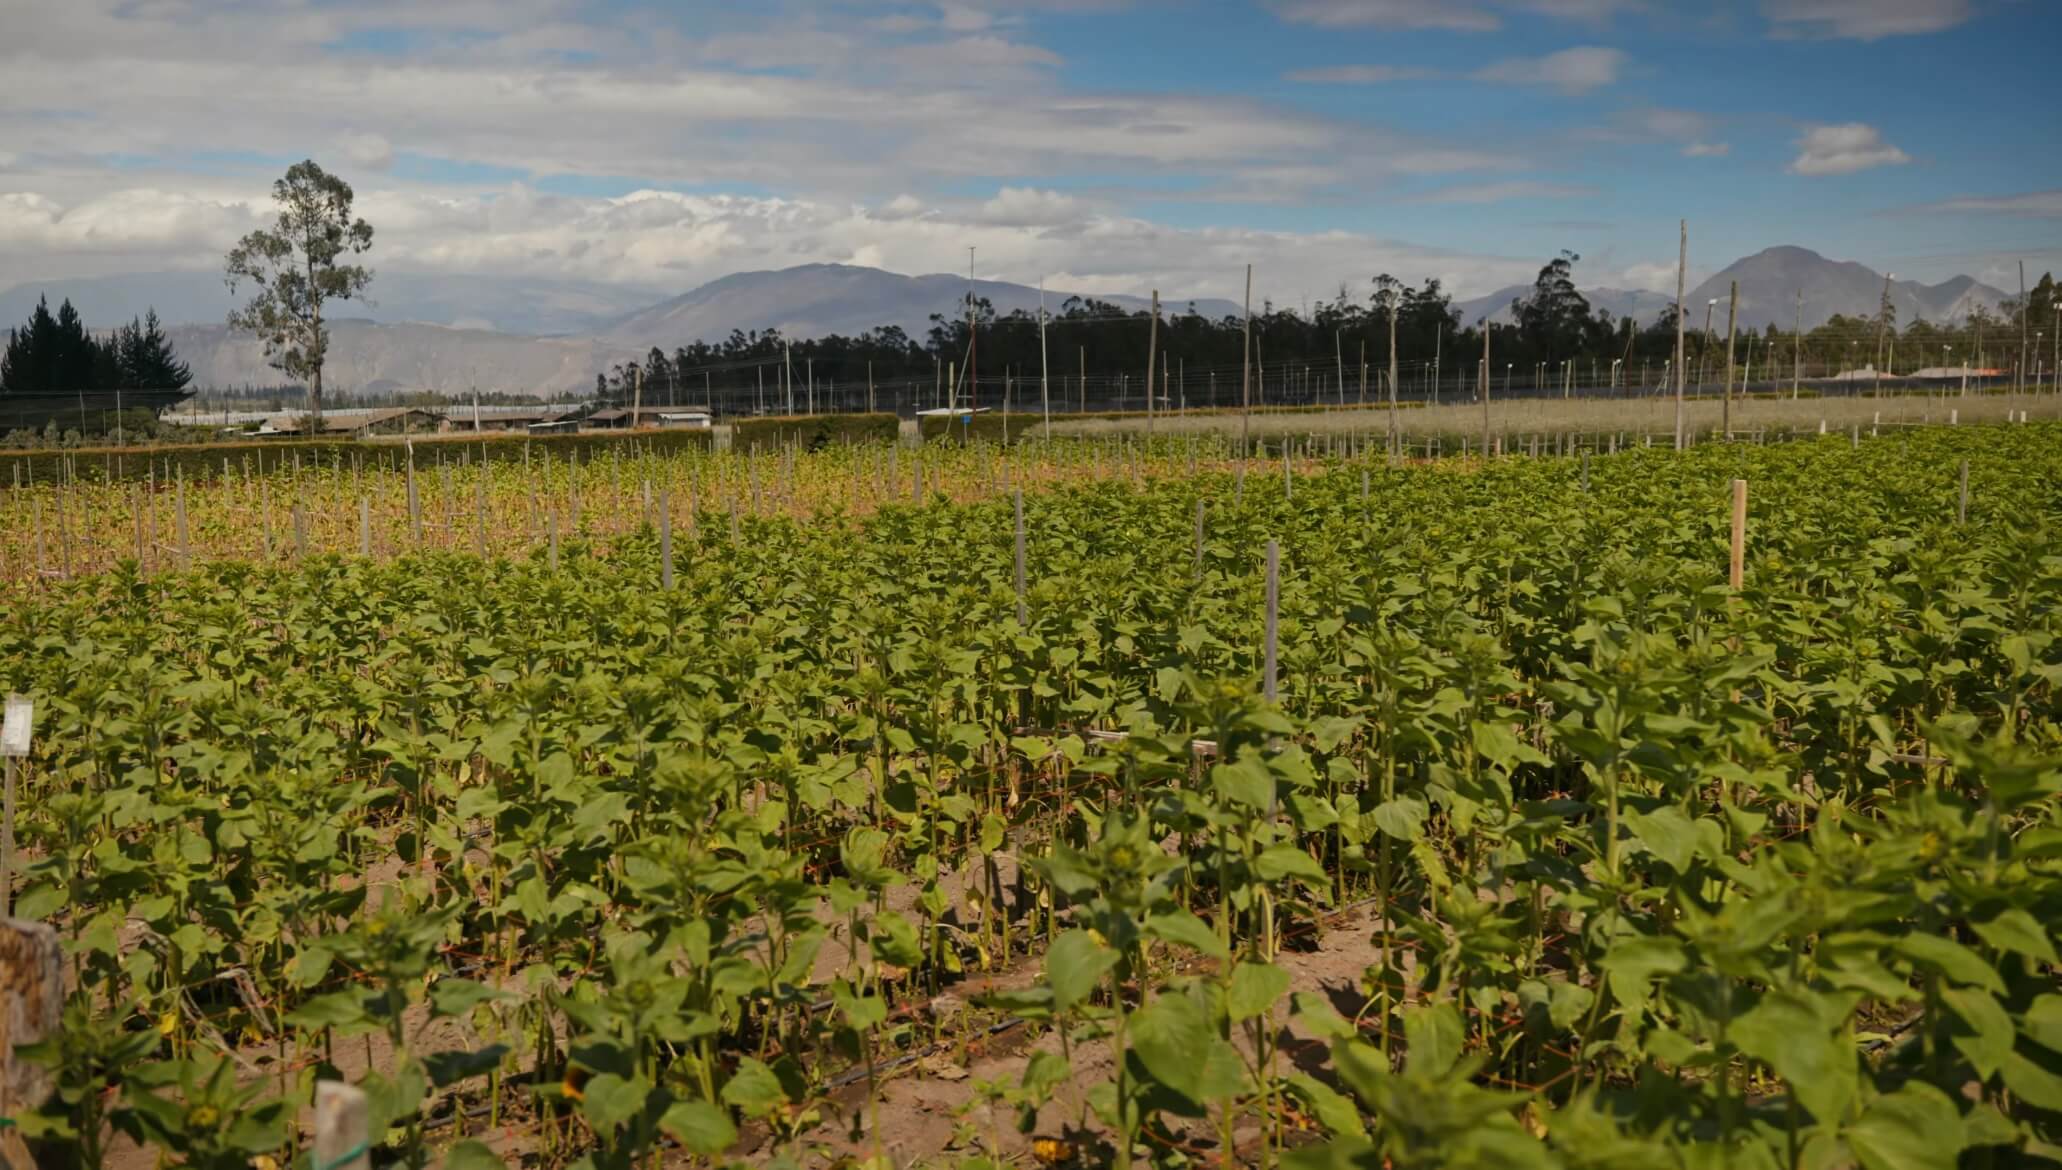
[313, 1081, 370, 1170]
[0, 917, 61, 1170]
[660, 491, 674, 590]
[1, 696, 30, 919]
[1958, 460, 1970, 526]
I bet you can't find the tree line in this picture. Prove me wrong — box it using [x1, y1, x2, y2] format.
[597, 256, 2062, 409]
[0, 296, 193, 394]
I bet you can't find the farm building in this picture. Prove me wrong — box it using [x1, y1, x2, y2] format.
[443, 404, 582, 432]
[585, 406, 711, 429]
[258, 407, 444, 437]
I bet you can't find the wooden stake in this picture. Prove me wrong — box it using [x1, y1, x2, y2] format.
[359, 497, 370, 557]
[1729, 478, 1747, 590]
[660, 490, 674, 589]
[175, 475, 191, 571]
[0, 916, 61, 1170]
[314, 1081, 371, 1170]
[1263, 540, 1279, 703]
[548, 511, 560, 571]
[1957, 459, 1969, 526]
[1013, 488, 1027, 626]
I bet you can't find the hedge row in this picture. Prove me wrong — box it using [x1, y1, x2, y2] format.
[1, 427, 712, 487]
[731, 412, 901, 452]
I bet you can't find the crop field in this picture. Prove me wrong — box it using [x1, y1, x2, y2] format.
[2, 424, 2059, 1170]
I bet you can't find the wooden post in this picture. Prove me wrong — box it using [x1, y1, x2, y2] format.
[1240, 264, 1253, 455]
[0, 916, 62, 1170]
[293, 502, 308, 558]
[1581, 450, 1590, 492]
[1674, 219, 1688, 450]
[1, 696, 30, 920]
[314, 1081, 371, 1170]
[175, 474, 191, 571]
[660, 490, 674, 589]
[358, 497, 370, 557]
[1957, 459, 1969, 526]
[1013, 489, 1027, 626]
[1145, 290, 1158, 437]
[1263, 540, 1279, 703]
[1721, 480, 1748, 594]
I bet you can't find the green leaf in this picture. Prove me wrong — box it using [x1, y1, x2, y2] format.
[1255, 844, 1329, 891]
[1284, 1073, 1367, 1140]
[1144, 909, 1230, 961]
[1371, 796, 1428, 842]
[1228, 962, 1291, 1022]
[660, 1098, 738, 1155]
[1212, 756, 1276, 811]
[721, 1057, 787, 1118]
[2023, 994, 2062, 1054]
[1401, 1003, 1463, 1077]
[1623, 806, 1699, 873]
[1731, 990, 1856, 1124]
[1129, 988, 1249, 1105]
[1290, 991, 1356, 1041]
[422, 1044, 509, 1089]
[442, 1140, 506, 1170]
[579, 1072, 652, 1132]
[1845, 1082, 1964, 1170]
[866, 910, 925, 969]
[429, 978, 512, 1018]
[1943, 987, 2014, 1080]
[1893, 932, 2005, 993]
[1970, 908, 2057, 964]
[2001, 1052, 2062, 1111]
[1046, 929, 1118, 1012]
[284, 990, 371, 1031]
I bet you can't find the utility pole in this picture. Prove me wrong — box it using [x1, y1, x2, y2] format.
[1480, 320, 1492, 456]
[1145, 290, 1159, 436]
[1673, 219, 1687, 450]
[1722, 280, 1737, 437]
[1874, 270, 1895, 398]
[1387, 285, 1400, 452]
[967, 246, 978, 416]
[1792, 290, 1803, 399]
[1240, 264, 1253, 455]
[783, 341, 794, 414]
[1038, 278, 1051, 436]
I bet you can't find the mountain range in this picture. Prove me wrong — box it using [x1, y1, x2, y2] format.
[1457, 247, 2011, 332]
[0, 249, 2021, 397]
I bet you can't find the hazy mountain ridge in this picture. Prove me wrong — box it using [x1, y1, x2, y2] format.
[1457, 247, 2011, 332]
[3, 252, 2021, 396]
[604, 264, 1245, 343]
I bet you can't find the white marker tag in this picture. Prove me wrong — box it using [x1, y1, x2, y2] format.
[1, 695, 32, 757]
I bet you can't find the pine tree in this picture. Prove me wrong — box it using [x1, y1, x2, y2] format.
[131, 310, 192, 388]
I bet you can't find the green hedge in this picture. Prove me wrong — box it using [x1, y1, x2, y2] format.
[732, 412, 900, 451]
[0, 427, 711, 487]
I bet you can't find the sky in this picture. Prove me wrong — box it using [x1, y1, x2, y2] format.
[1, 0, 2058, 315]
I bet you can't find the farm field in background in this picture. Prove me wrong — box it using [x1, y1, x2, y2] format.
[2, 424, 2059, 1170]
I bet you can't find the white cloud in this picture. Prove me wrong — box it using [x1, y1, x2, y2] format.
[1267, 0, 1501, 30]
[1615, 261, 1682, 293]
[1788, 123, 1911, 175]
[1682, 141, 1730, 157]
[975, 187, 1090, 226]
[1763, 0, 1972, 40]
[0, 181, 1550, 305]
[1404, 180, 1598, 204]
[1284, 65, 1438, 83]
[1473, 46, 1627, 93]
[1267, 0, 1641, 29]
[341, 132, 395, 172]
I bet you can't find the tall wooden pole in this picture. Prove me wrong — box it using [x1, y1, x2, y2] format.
[1387, 292, 1400, 453]
[1145, 290, 1159, 436]
[1792, 290, 1804, 399]
[1240, 264, 1254, 455]
[1722, 280, 1738, 437]
[1039, 278, 1051, 437]
[1674, 219, 1688, 450]
[1480, 320, 1492, 456]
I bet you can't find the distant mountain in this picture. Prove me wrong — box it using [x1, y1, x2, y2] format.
[1456, 247, 2011, 333]
[166, 320, 640, 397]
[1687, 246, 2010, 331]
[606, 263, 1245, 344]
[0, 271, 658, 336]
[1457, 285, 1675, 327]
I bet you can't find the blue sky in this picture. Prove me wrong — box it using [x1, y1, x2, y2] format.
[1, 0, 2056, 309]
